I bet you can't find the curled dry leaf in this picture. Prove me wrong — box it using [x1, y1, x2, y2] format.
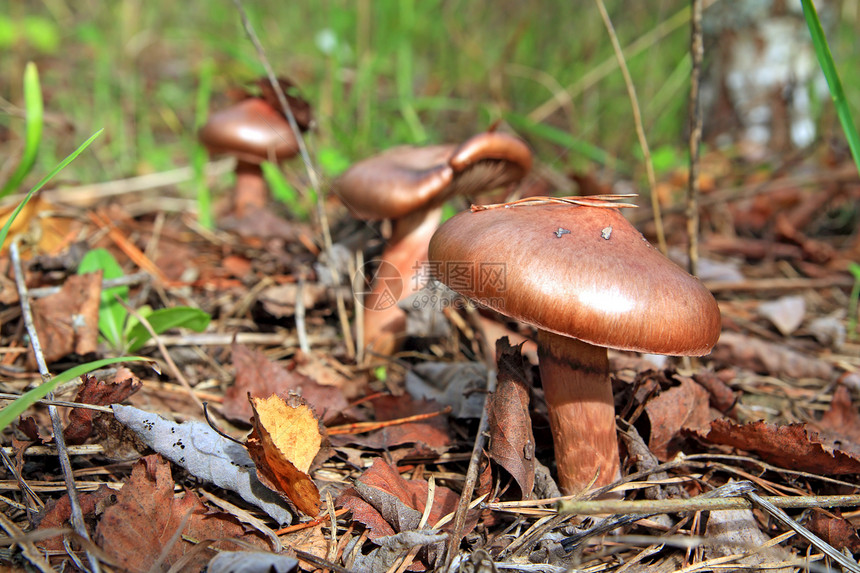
[488, 337, 535, 497]
[245, 394, 323, 517]
[697, 419, 860, 475]
[96, 455, 266, 573]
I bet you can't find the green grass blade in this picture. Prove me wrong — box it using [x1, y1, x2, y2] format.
[801, 0, 860, 175]
[0, 356, 149, 431]
[0, 129, 104, 250]
[504, 112, 629, 172]
[0, 62, 44, 199]
[193, 58, 215, 229]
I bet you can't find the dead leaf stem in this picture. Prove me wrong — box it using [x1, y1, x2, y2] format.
[326, 406, 452, 435]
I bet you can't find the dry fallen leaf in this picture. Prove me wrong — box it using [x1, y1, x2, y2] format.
[488, 337, 535, 498]
[816, 385, 860, 447]
[0, 197, 79, 256]
[35, 485, 115, 552]
[757, 294, 806, 336]
[65, 371, 141, 445]
[806, 511, 860, 553]
[338, 458, 462, 539]
[245, 394, 323, 516]
[224, 344, 348, 424]
[333, 394, 452, 461]
[698, 419, 860, 474]
[704, 507, 792, 572]
[645, 376, 714, 461]
[30, 271, 101, 364]
[96, 455, 266, 572]
[712, 331, 833, 380]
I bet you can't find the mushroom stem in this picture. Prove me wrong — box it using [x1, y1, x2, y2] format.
[363, 207, 443, 356]
[537, 329, 619, 493]
[234, 161, 269, 217]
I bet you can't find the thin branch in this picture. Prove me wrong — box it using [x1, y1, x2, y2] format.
[594, 0, 667, 254]
[9, 240, 100, 573]
[557, 492, 860, 515]
[686, 0, 704, 276]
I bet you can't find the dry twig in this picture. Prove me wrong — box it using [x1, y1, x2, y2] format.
[9, 240, 100, 572]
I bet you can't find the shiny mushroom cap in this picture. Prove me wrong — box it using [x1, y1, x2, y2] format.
[428, 201, 721, 356]
[198, 98, 300, 165]
[332, 132, 532, 220]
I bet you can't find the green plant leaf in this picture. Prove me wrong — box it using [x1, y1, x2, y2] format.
[0, 62, 44, 199]
[0, 356, 149, 432]
[78, 248, 128, 348]
[0, 130, 103, 250]
[125, 306, 211, 352]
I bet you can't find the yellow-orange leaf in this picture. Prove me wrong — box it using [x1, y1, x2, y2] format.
[246, 394, 322, 516]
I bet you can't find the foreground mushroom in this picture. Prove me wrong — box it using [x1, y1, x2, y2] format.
[333, 132, 532, 356]
[199, 80, 311, 217]
[428, 197, 721, 493]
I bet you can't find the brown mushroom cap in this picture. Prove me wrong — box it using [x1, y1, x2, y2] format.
[198, 98, 300, 164]
[332, 132, 532, 220]
[429, 203, 721, 356]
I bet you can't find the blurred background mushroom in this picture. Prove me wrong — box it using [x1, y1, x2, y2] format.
[429, 197, 721, 493]
[333, 131, 532, 358]
[198, 78, 311, 218]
